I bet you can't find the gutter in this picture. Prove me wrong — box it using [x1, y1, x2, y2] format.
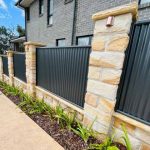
[15, 0, 24, 9]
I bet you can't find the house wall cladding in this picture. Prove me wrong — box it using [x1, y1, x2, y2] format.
[26, 0, 150, 46]
[27, 0, 74, 46]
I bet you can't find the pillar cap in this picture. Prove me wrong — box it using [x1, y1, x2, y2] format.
[24, 41, 46, 47]
[92, 2, 138, 21]
[6, 50, 14, 54]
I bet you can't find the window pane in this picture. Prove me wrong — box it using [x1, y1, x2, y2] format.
[41, 5, 44, 14]
[48, 16, 53, 25]
[39, 0, 44, 14]
[41, 0, 44, 14]
[77, 37, 90, 46]
[57, 39, 65, 47]
[49, 0, 53, 15]
[140, 0, 150, 4]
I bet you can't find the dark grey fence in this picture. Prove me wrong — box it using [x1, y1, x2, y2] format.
[116, 20, 150, 125]
[2, 56, 9, 76]
[13, 53, 26, 82]
[36, 46, 91, 107]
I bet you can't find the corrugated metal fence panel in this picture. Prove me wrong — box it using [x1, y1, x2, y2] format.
[14, 53, 26, 82]
[36, 46, 91, 107]
[2, 56, 9, 76]
[116, 21, 150, 125]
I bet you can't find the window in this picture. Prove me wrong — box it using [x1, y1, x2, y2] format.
[39, 0, 44, 15]
[139, 0, 150, 4]
[76, 35, 93, 46]
[26, 7, 30, 21]
[47, 0, 53, 25]
[56, 39, 66, 47]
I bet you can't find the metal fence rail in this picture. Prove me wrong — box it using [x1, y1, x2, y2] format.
[13, 53, 26, 82]
[2, 56, 9, 76]
[36, 46, 91, 107]
[116, 20, 150, 125]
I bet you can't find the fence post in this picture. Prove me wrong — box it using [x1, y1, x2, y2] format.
[7, 51, 14, 86]
[0, 56, 3, 81]
[24, 41, 46, 97]
[83, 2, 137, 134]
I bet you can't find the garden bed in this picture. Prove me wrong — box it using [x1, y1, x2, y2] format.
[0, 81, 129, 150]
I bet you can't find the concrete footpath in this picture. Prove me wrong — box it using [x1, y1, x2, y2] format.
[0, 93, 64, 150]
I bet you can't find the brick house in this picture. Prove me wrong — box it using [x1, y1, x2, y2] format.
[16, 0, 150, 46]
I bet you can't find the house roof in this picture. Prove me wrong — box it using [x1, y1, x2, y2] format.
[10, 36, 26, 43]
[15, 0, 34, 8]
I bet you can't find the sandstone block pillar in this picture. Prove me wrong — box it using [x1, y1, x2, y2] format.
[0, 56, 3, 81]
[24, 41, 46, 97]
[7, 51, 14, 86]
[83, 2, 138, 134]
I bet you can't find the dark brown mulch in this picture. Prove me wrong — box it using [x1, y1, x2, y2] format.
[0, 88, 127, 150]
[114, 142, 127, 150]
[30, 114, 88, 150]
[0, 88, 20, 105]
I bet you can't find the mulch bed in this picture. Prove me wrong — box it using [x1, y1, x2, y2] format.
[0, 88, 127, 150]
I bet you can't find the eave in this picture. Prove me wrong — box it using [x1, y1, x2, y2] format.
[15, 0, 34, 8]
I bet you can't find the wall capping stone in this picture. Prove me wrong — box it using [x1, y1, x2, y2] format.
[113, 112, 150, 133]
[6, 50, 14, 56]
[24, 41, 46, 47]
[92, 2, 138, 21]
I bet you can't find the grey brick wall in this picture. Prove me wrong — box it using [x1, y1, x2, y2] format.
[26, 0, 150, 46]
[139, 3, 150, 21]
[27, 0, 74, 46]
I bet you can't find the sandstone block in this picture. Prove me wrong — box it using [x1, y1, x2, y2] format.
[44, 95, 53, 105]
[113, 128, 142, 150]
[94, 13, 132, 34]
[99, 52, 124, 69]
[84, 104, 112, 127]
[83, 114, 109, 134]
[88, 66, 100, 80]
[93, 121, 109, 134]
[113, 118, 136, 135]
[92, 36, 105, 51]
[85, 92, 99, 107]
[90, 51, 124, 69]
[87, 79, 118, 100]
[83, 115, 93, 126]
[135, 128, 150, 144]
[97, 98, 115, 114]
[141, 143, 150, 150]
[100, 68, 122, 84]
[89, 52, 101, 66]
[106, 34, 129, 52]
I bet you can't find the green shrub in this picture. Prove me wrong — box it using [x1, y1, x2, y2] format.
[121, 124, 131, 150]
[54, 105, 67, 127]
[72, 119, 96, 143]
[28, 99, 53, 115]
[89, 137, 119, 150]
[64, 111, 76, 130]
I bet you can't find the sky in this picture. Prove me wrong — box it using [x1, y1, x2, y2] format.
[0, 0, 25, 34]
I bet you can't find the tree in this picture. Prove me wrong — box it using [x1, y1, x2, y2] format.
[0, 26, 14, 53]
[16, 25, 25, 37]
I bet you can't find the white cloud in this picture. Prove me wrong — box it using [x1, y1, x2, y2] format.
[0, 0, 7, 10]
[0, 11, 12, 19]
